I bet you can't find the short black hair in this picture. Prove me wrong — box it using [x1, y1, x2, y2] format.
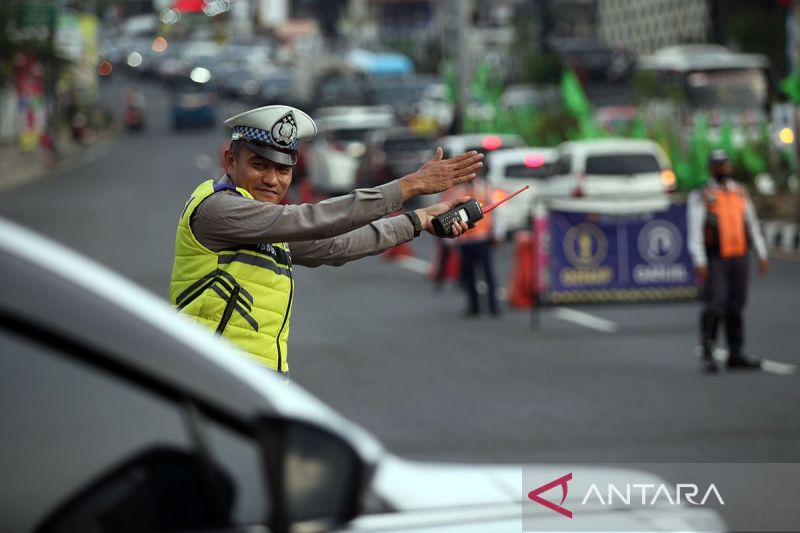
[230, 139, 243, 159]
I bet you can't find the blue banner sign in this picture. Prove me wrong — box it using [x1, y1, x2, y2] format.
[547, 203, 698, 303]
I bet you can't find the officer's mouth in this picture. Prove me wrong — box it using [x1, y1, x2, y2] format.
[255, 188, 280, 198]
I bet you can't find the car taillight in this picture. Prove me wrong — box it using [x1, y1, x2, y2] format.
[660, 169, 676, 191]
[524, 154, 545, 168]
[482, 135, 502, 150]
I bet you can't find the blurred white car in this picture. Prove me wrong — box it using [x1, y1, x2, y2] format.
[0, 217, 726, 533]
[308, 106, 398, 194]
[436, 133, 526, 162]
[484, 147, 558, 231]
[548, 138, 676, 198]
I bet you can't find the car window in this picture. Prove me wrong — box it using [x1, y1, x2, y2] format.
[504, 163, 552, 179]
[330, 128, 373, 143]
[585, 153, 661, 175]
[0, 326, 269, 531]
[382, 138, 433, 152]
[553, 154, 571, 175]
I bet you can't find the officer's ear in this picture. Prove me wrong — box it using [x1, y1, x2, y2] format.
[224, 141, 239, 174]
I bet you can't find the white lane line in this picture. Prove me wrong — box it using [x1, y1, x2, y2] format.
[393, 257, 616, 333]
[392, 257, 509, 299]
[701, 347, 798, 375]
[762, 359, 798, 375]
[553, 307, 619, 333]
[393, 256, 431, 275]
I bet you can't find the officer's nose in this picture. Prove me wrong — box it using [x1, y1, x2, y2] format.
[260, 167, 279, 185]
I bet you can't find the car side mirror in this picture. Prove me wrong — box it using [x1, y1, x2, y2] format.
[257, 417, 370, 533]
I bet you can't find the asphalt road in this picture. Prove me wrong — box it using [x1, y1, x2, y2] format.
[1, 75, 798, 467]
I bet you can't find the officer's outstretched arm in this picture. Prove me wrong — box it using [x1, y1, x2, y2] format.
[398, 147, 483, 201]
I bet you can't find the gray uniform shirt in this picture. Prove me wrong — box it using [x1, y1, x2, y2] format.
[191, 175, 415, 267]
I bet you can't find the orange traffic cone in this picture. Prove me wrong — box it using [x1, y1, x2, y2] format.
[384, 241, 415, 260]
[428, 243, 460, 281]
[508, 231, 535, 309]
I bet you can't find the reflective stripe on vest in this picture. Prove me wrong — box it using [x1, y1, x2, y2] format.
[169, 179, 294, 371]
[704, 184, 748, 258]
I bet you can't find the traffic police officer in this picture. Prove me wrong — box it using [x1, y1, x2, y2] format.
[687, 150, 768, 373]
[170, 105, 483, 376]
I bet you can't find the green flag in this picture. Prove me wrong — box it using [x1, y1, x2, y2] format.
[560, 68, 591, 118]
[630, 114, 647, 139]
[780, 69, 800, 103]
[689, 113, 711, 189]
[717, 113, 735, 164]
[443, 62, 456, 103]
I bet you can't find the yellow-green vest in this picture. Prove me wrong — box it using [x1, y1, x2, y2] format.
[170, 179, 293, 371]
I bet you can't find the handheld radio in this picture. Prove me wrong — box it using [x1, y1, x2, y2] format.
[431, 185, 530, 238]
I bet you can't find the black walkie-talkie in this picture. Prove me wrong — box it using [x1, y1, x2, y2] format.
[431, 185, 530, 238]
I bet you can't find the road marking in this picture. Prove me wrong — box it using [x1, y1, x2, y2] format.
[392, 256, 617, 332]
[701, 347, 798, 375]
[393, 256, 431, 275]
[552, 307, 619, 333]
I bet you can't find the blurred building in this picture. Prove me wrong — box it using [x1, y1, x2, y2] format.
[597, 0, 709, 55]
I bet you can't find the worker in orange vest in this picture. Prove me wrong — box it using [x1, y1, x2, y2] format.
[687, 150, 768, 373]
[451, 178, 508, 317]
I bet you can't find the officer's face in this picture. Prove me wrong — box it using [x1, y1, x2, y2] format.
[709, 161, 732, 177]
[227, 145, 292, 204]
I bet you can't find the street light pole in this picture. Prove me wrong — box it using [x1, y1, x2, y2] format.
[452, 0, 472, 135]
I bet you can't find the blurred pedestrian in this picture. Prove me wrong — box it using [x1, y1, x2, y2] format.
[170, 105, 483, 377]
[451, 178, 507, 317]
[687, 150, 768, 373]
[123, 87, 146, 131]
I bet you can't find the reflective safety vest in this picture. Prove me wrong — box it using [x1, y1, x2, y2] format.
[703, 183, 748, 259]
[457, 183, 507, 243]
[170, 180, 293, 371]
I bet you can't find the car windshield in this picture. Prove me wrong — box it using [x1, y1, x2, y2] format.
[383, 138, 432, 151]
[505, 163, 552, 179]
[332, 128, 374, 143]
[585, 154, 661, 175]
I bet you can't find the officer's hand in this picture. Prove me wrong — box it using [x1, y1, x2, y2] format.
[416, 197, 472, 238]
[398, 147, 483, 201]
[694, 265, 708, 284]
[758, 258, 769, 277]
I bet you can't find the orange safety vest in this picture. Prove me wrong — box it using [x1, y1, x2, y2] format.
[454, 183, 507, 243]
[703, 183, 748, 258]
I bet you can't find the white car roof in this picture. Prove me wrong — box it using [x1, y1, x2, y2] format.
[557, 138, 665, 155]
[436, 133, 526, 154]
[315, 106, 397, 131]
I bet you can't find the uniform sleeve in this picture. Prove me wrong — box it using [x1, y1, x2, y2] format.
[686, 189, 707, 268]
[192, 181, 404, 251]
[291, 216, 415, 267]
[744, 197, 768, 260]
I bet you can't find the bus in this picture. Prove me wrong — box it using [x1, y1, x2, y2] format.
[636, 44, 771, 134]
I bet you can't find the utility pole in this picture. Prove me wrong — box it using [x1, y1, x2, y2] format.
[452, 0, 472, 134]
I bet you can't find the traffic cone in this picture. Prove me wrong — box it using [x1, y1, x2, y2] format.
[428, 243, 460, 281]
[508, 231, 535, 309]
[384, 241, 415, 260]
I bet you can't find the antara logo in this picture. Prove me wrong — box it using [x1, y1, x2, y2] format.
[528, 473, 573, 518]
[527, 473, 725, 519]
